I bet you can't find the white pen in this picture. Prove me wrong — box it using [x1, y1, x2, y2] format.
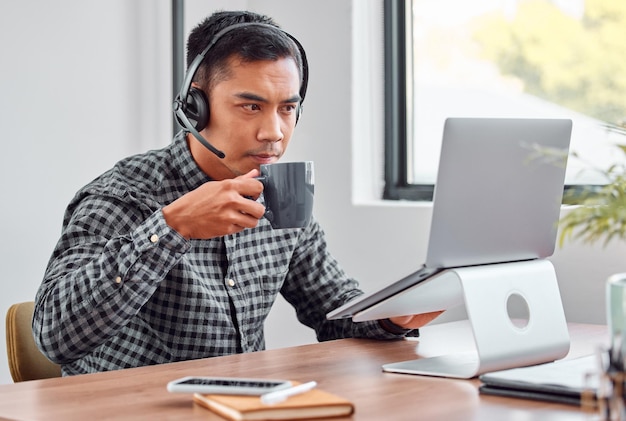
[261, 381, 317, 405]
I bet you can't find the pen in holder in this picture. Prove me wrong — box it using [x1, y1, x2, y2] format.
[583, 346, 626, 420]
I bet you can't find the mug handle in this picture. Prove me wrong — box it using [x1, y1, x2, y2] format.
[255, 175, 268, 186]
[248, 176, 273, 223]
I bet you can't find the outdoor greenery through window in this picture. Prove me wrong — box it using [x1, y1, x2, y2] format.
[384, 0, 626, 201]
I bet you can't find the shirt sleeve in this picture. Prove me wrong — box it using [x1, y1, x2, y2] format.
[279, 219, 417, 341]
[33, 192, 190, 364]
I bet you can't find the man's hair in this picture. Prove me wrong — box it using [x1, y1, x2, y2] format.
[186, 10, 305, 95]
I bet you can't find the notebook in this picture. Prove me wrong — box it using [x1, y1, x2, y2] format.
[478, 355, 599, 407]
[192, 386, 354, 420]
[327, 117, 572, 320]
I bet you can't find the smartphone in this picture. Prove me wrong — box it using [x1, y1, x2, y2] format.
[166, 376, 292, 395]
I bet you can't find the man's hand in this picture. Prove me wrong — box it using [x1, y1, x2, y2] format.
[162, 169, 266, 239]
[389, 311, 444, 330]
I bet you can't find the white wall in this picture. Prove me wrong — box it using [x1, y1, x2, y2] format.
[1, 0, 624, 385]
[0, 0, 170, 385]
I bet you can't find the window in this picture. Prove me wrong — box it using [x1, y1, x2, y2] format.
[384, 0, 626, 201]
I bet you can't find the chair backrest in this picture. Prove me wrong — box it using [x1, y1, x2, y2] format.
[5, 301, 61, 382]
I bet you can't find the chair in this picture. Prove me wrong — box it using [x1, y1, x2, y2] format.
[5, 301, 61, 382]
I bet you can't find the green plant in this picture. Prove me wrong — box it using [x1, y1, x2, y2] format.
[559, 143, 626, 247]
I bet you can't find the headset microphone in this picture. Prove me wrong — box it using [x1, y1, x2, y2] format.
[173, 97, 225, 158]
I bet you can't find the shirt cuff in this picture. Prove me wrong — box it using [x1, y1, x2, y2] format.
[124, 210, 190, 283]
[378, 318, 420, 338]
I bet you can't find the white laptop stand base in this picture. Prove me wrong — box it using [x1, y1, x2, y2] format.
[355, 260, 570, 379]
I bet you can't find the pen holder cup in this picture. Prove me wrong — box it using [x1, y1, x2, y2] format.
[583, 365, 626, 421]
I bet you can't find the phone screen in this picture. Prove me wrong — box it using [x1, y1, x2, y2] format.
[177, 378, 286, 388]
[167, 376, 292, 395]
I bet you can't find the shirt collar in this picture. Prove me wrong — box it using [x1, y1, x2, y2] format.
[171, 131, 214, 191]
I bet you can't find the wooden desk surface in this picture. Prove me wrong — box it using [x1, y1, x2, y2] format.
[0, 321, 608, 420]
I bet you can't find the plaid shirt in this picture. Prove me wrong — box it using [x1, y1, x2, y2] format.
[34, 133, 409, 376]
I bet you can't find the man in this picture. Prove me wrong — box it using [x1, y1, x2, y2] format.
[33, 10, 440, 376]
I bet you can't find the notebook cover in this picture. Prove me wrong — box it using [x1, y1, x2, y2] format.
[479, 384, 584, 406]
[192, 386, 354, 421]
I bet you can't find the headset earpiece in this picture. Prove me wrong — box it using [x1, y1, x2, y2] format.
[185, 87, 210, 131]
[295, 103, 303, 125]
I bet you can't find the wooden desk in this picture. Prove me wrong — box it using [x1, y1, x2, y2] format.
[0, 321, 608, 420]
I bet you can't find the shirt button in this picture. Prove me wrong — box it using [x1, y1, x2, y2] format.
[227, 279, 235, 287]
[115, 276, 122, 284]
[150, 234, 159, 243]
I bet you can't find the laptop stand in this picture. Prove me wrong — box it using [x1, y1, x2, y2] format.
[354, 259, 571, 379]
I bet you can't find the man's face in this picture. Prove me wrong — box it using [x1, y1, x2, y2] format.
[191, 56, 301, 180]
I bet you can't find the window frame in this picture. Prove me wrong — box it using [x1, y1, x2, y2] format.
[383, 0, 431, 200]
[382, 0, 600, 202]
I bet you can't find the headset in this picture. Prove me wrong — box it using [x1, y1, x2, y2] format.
[173, 22, 309, 159]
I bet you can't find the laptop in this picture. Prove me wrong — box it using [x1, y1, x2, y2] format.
[327, 117, 572, 320]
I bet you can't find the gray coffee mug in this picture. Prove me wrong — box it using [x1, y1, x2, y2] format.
[258, 161, 314, 229]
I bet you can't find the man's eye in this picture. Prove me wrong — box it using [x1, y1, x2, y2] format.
[244, 104, 261, 111]
[281, 104, 297, 113]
